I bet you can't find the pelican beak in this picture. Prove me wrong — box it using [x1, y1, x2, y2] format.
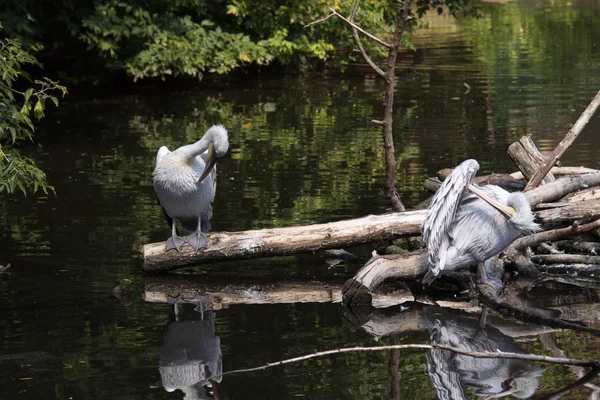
[197, 143, 216, 183]
[468, 184, 516, 219]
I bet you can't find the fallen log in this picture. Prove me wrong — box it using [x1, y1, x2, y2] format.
[142, 210, 427, 272]
[524, 172, 600, 205]
[554, 240, 600, 254]
[562, 186, 600, 202]
[535, 200, 600, 223]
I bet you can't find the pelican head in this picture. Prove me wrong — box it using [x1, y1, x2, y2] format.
[197, 125, 229, 183]
[506, 192, 541, 234]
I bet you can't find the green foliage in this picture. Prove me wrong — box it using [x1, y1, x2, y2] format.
[0, 24, 67, 195]
[1, 0, 475, 82]
[0, 148, 51, 195]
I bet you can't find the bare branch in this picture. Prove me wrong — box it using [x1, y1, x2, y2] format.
[349, 0, 385, 77]
[512, 218, 600, 251]
[526, 90, 600, 190]
[510, 166, 600, 180]
[328, 7, 392, 49]
[304, 12, 336, 28]
[533, 254, 600, 265]
[211, 343, 600, 380]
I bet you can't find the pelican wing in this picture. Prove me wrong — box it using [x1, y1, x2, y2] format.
[427, 318, 469, 400]
[422, 159, 480, 273]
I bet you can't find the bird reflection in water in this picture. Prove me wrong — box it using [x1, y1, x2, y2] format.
[159, 304, 222, 399]
[425, 308, 543, 399]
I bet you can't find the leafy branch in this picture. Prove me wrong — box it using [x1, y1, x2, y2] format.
[0, 23, 67, 195]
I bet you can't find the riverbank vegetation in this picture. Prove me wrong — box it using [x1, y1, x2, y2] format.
[0, 0, 473, 195]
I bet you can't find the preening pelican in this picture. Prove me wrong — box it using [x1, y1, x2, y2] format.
[421, 159, 540, 292]
[153, 125, 229, 251]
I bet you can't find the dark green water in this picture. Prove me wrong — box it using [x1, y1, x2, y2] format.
[2, 0, 600, 398]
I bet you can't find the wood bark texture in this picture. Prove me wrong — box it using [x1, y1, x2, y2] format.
[508, 136, 555, 185]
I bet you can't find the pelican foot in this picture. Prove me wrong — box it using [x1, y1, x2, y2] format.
[479, 277, 504, 296]
[166, 235, 187, 251]
[186, 232, 208, 251]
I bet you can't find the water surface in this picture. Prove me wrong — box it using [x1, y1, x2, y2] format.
[2, 0, 600, 398]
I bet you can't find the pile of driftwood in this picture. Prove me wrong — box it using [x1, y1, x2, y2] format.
[343, 88, 600, 303]
[342, 154, 600, 301]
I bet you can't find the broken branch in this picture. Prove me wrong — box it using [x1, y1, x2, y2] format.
[526, 90, 600, 190]
[328, 7, 391, 48]
[349, 0, 385, 77]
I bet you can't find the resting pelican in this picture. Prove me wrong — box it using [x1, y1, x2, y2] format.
[153, 125, 229, 251]
[421, 159, 540, 292]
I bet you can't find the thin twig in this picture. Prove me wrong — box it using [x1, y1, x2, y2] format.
[328, 7, 392, 48]
[304, 12, 336, 28]
[526, 90, 600, 191]
[211, 343, 600, 380]
[349, 0, 385, 77]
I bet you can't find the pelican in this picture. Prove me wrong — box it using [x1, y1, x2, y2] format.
[153, 125, 229, 251]
[421, 159, 540, 292]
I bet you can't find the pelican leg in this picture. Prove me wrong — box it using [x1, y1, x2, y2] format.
[166, 218, 187, 251]
[186, 216, 208, 251]
[477, 256, 504, 296]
